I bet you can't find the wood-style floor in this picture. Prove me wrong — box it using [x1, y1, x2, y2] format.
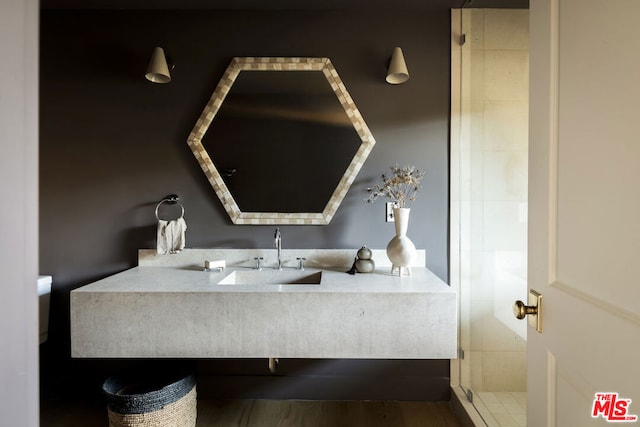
[41, 399, 463, 427]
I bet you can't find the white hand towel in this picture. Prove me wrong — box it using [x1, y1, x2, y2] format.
[169, 217, 187, 253]
[157, 217, 187, 254]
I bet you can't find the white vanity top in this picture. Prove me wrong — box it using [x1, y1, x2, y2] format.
[74, 264, 453, 294]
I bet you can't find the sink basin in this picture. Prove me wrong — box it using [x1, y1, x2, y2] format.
[218, 270, 322, 285]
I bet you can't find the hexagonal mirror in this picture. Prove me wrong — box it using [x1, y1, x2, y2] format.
[187, 57, 376, 225]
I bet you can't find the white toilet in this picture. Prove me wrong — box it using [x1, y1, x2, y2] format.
[37, 275, 52, 344]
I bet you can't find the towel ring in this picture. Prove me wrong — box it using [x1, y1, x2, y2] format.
[155, 195, 185, 221]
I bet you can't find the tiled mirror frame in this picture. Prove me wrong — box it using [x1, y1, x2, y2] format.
[187, 57, 376, 225]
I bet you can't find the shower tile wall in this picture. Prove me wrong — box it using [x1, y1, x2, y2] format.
[462, 9, 529, 393]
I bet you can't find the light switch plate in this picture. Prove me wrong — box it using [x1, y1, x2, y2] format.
[385, 202, 395, 222]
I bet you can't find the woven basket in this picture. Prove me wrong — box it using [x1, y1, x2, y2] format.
[103, 370, 197, 427]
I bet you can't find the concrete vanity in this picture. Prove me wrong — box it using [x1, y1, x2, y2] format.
[71, 249, 456, 359]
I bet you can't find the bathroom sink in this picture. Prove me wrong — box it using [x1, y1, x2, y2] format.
[217, 270, 322, 285]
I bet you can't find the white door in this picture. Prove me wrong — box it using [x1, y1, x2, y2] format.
[528, 0, 640, 426]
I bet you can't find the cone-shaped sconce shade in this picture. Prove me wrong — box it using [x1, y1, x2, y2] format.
[386, 47, 409, 84]
[145, 47, 171, 84]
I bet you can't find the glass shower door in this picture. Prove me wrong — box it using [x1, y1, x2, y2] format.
[452, 8, 529, 427]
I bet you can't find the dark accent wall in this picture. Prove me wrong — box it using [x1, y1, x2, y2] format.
[39, 9, 451, 400]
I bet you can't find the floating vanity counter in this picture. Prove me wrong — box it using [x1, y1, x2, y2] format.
[71, 249, 456, 359]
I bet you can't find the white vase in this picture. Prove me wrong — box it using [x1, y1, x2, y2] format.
[386, 207, 416, 276]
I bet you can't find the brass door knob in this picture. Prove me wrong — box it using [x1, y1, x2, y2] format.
[514, 290, 542, 333]
[513, 300, 538, 319]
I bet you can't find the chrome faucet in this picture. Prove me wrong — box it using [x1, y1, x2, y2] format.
[274, 228, 283, 270]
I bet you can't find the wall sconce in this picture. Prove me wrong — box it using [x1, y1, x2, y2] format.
[386, 47, 410, 84]
[145, 47, 173, 84]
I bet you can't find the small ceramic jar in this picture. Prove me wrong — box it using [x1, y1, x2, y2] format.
[355, 246, 375, 273]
